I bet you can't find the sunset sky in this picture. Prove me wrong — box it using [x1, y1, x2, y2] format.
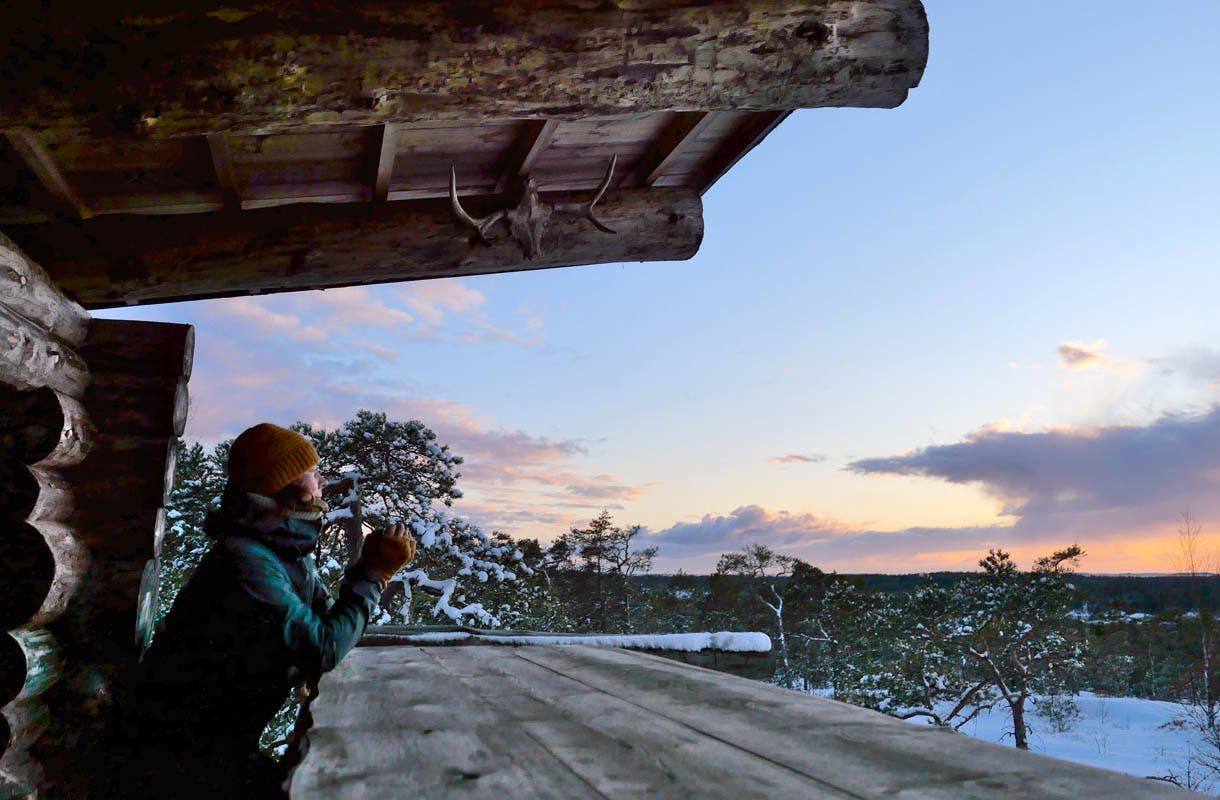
[102, 2, 1220, 574]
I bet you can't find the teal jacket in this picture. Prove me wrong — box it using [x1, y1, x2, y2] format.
[127, 491, 383, 754]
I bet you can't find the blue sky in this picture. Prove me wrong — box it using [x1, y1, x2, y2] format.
[103, 1, 1220, 573]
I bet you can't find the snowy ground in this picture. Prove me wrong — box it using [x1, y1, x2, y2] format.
[910, 693, 1210, 794]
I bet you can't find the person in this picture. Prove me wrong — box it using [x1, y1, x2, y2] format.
[109, 422, 415, 798]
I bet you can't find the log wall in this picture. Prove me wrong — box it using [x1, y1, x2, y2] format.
[0, 233, 193, 797]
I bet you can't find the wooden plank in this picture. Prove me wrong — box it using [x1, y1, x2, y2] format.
[228, 130, 371, 163]
[38, 136, 200, 172]
[371, 123, 399, 202]
[695, 111, 791, 194]
[241, 185, 369, 210]
[10, 189, 703, 308]
[424, 646, 858, 799]
[0, 2, 928, 138]
[89, 194, 226, 216]
[206, 133, 241, 210]
[495, 120, 558, 193]
[2, 130, 92, 219]
[511, 646, 1196, 799]
[294, 647, 604, 799]
[623, 112, 716, 187]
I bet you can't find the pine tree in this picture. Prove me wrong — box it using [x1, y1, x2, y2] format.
[547, 511, 656, 633]
[947, 546, 1088, 749]
[714, 544, 797, 678]
[158, 440, 226, 622]
[294, 410, 535, 627]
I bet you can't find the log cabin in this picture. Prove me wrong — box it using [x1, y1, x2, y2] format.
[0, 2, 1197, 797]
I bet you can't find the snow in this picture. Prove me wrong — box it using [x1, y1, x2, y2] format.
[904, 692, 1207, 791]
[325, 506, 353, 523]
[376, 631, 772, 652]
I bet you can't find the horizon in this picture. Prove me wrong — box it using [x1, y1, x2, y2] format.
[100, 1, 1220, 575]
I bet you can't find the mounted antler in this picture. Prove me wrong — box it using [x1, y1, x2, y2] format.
[553, 155, 617, 235]
[449, 156, 618, 259]
[449, 168, 506, 246]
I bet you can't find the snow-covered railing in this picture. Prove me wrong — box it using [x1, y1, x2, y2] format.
[359, 625, 771, 653]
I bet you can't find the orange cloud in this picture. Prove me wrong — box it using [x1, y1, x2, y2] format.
[1057, 338, 1142, 378]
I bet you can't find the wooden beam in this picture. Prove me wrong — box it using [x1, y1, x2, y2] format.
[0, 1, 928, 138]
[81, 319, 194, 381]
[371, 123, 399, 202]
[496, 119, 560, 194]
[9, 189, 703, 308]
[2, 130, 91, 219]
[0, 303, 89, 397]
[205, 133, 241, 210]
[0, 230, 89, 346]
[628, 112, 717, 187]
[696, 111, 792, 194]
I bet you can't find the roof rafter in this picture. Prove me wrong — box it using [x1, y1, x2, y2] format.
[496, 120, 560, 194]
[205, 133, 241, 211]
[371, 123, 400, 203]
[628, 112, 717, 187]
[3, 130, 91, 220]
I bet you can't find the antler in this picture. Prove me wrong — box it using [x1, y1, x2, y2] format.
[449, 167, 506, 244]
[553, 155, 617, 234]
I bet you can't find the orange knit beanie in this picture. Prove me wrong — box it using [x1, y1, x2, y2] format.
[227, 423, 320, 495]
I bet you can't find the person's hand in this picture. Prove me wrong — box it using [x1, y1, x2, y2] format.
[358, 523, 416, 584]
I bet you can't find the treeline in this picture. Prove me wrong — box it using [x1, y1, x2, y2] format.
[636, 573, 1220, 615]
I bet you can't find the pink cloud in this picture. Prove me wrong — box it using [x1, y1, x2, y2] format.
[398, 280, 485, 327]
[306, 287, 415, 328]
[213, 297, 328, 343]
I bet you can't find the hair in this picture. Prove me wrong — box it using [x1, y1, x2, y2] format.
[269, 479, 312, 509]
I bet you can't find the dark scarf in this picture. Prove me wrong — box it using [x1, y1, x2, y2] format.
[204, 485, 329, 559]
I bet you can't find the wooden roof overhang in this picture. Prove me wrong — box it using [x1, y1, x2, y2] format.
[0, 1, 928, 309]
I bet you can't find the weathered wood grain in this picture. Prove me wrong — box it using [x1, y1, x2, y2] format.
[2, 1, 928, 139]
[19, 522, 89, 632]
[427, 646, 857, 798]
[0, 463, 73, 523]
[297, 646, 1199, 800]
[0, 692, 47, 792]
[0, 231, 89, 346]
[0, 630, 63, 796]
[0, 386, 63, 464]
[2, 131, 92, 220]
[10, 189, 702, 308]
[206, 133, 242, 210]
[296, 649, 603, 800]
[2, 631, 59, 707]
[36, 393, 93, 470]
[0, 304, 89, 396]
[84, 375, 189, 443]
[80, 319, 194, 381]
[0, 387, 93, 469]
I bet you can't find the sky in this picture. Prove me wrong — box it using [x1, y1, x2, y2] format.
[100, 2, 1220, 575]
